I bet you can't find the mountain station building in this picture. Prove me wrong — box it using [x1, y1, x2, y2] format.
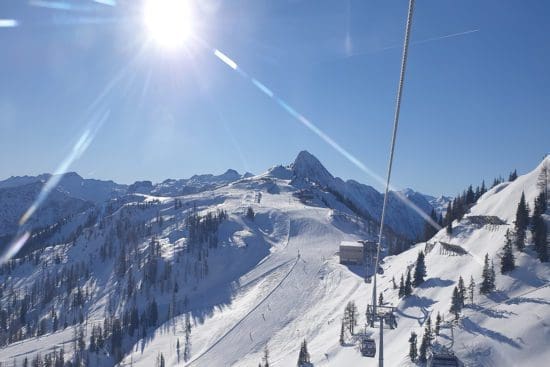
[339, 241, 365, 265]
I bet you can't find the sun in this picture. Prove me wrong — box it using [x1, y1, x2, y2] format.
[143, 0, 194, 49]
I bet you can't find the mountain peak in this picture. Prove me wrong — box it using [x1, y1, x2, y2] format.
[293, 150, 318, 165]
[58, 171, 83, 181]
[222, 169, 240, 179]
[291, 151, 334, 185]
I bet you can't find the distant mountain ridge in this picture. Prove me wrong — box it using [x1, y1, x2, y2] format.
[0, 151, 443, 248]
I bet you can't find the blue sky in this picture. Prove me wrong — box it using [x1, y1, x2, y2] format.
[0, 0, 549, 196]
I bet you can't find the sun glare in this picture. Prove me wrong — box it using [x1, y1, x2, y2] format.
[143, 0, 194, 49]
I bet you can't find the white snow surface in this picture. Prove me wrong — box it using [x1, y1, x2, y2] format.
[0, 157, 549, 367]
[126, 157, 550, 367]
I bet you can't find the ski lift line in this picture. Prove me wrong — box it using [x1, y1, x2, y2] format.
[372, 0, 415, 312]
[371, 1, 415, 366]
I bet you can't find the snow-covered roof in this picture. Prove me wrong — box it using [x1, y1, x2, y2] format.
[340, 240, 363, 248]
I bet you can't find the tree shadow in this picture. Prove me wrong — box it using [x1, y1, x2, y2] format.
[396, 295, 436, 325]
[460, 317, 521, 349]
[466, 304, 516, 319]
[508, 266, 547, 288]
[506, 297, 550, 306]
[419, 277, 454, 289]
[486, 290, 509, 304]
[343, 264, 367, 279]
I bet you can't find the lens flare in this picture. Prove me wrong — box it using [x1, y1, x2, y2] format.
[0, 19, 18, 27]
[143, 0, 194, 49]
[0, 232, 30, 265]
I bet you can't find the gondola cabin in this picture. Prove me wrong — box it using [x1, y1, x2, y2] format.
[360, 337, 376, 357]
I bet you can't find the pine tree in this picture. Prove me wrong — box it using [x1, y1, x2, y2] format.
[111, 318, 123, 361]
[343, 301, 358, 334]
[157, 353, 165, 367]
[481, 180, 487, 196]
[446, 221, 453, 236]
[184, 313, 192, 362]
[480, 254, 494, 294]
[435, 312, 441, 336]
[413, 251, 427, 287]
[450, 286, 462, 320]
[246, 207, 255, 220]
[297, 339, 310, 366]
[501, 229, 516, 273]
[444, 202, 453, 227]
[176, 338, 180, 363]
[514, 192, 529, 252]
[339, 320, 345, 346]
[466, 185, 475, 205]
[52, 312, 58, 332]
[538, 165, 549, 205]
[149, 299, 158, 326]
[89, 325, 97, 353]
[423, 209, 438, 241]
[457, 276, 466, 308]
[262, 345, 270, 367]
[418, 316, 433, 363]
[408, 331, 418, 362]
[490, 259, 496, 292]
[378, 292, 384, 306]
[532, 191, 549, 262]
[404, 268, 413, 297]
[398, 274, 405, 298]
[468, 275, 475, 304]
[509, 169, 518, 182]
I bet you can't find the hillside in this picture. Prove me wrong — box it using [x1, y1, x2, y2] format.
[120, 156, 549, 367]
[0, 154, 547, 367]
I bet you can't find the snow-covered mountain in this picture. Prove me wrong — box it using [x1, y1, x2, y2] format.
[151, 169, 252, 196]
[0, 153, 548, 367]
[0, 152, 435, 255]
[0, 172, 127, 204]
[0, 169, 251, 248]
[0, 181, 92, 240]
[279, 151, 435, 242]
[423, 193, 453, 217]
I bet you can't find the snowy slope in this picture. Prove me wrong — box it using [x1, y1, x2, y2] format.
[118, 156, 549, 367]
[0, 154, 548, 367]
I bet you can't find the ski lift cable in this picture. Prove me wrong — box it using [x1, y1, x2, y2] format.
[372, 0, 416, 313]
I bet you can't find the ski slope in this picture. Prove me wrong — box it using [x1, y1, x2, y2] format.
[0, 156, 548, 367]
[120, 158, 550, 367]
